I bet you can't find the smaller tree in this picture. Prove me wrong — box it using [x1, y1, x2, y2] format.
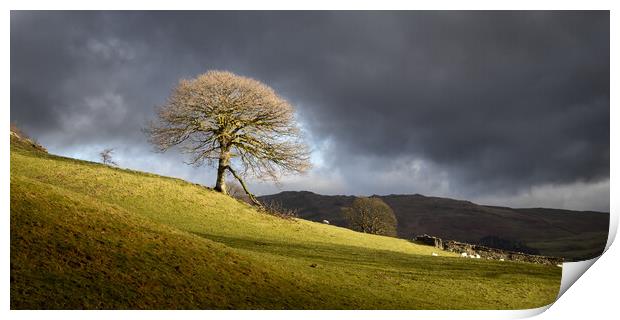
[342, 197, 398, 237]
[100, 148, 118, 166]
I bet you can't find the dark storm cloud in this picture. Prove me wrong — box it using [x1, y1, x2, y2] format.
[10, 11, 609, 208]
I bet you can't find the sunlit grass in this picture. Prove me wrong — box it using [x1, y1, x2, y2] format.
[10, 136, 561, 309]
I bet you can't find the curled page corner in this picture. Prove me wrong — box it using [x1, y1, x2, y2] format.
[557, 257, 600, 298]
[507, 304, 552, 319]
[511, 256, 602, 319]
[604, 204, 618, 252]
[554, 206, 617, 301]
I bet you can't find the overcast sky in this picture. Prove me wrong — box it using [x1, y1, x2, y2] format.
[10, 11, 610, 211]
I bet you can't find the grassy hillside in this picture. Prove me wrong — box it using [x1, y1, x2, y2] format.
[260, 191, 608, 261]
[10, 135, 561, 309]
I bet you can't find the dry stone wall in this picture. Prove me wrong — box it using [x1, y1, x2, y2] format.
[414, 234, 563, 265]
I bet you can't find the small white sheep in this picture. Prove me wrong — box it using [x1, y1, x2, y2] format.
[432, 252, 438, 256]
[460, 252, 468, 257]
[475, 254, 481, 259]
[322, 220, 330, 224]
[499, 258, 505, 262]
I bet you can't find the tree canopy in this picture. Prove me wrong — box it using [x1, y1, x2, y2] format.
[146, 71, 310, 206]
[342, 197, 398, 236]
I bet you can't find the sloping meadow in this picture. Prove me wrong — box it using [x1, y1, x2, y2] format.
[10, 135, 561, 309]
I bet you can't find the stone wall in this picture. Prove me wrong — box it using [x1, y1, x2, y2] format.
[414, 234, 443, 248]
[414, 234, 563, 265]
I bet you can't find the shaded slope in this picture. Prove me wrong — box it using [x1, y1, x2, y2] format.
[11, 176, 302, 309]
[10, 135, 561, 309]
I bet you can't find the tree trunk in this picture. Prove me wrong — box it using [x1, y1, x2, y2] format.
[214, 150, 230, 194]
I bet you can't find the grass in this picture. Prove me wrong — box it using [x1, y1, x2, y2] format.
[10, 135, 561, 309]
[527, 231, 608, 261]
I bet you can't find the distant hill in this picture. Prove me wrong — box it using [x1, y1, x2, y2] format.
[259, 191, 609, 261]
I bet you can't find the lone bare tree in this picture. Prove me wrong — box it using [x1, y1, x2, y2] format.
[342, 197, 398, 236]
[146, 71, 310, 207]
[99, 148, 118, 166]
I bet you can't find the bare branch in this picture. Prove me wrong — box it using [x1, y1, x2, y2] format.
[226, 165, 262, 208]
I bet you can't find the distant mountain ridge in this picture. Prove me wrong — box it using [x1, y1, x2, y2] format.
[258, 191, 609, 261]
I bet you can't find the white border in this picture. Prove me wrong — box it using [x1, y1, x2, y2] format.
[2, 1, 616, 319]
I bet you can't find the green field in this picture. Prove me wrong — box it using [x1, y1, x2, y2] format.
[10, 134, 561, 309]
[526, 231, 608, 261]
